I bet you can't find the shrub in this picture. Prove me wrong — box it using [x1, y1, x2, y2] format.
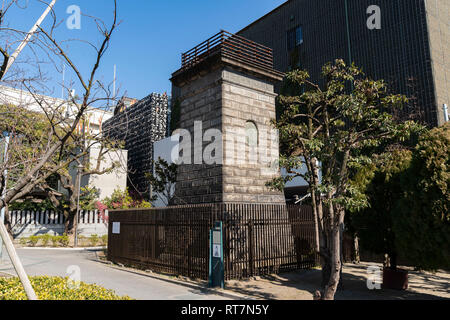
[51, 236, 60, 247]
[350, 123, 449, 271]
[29, 236, 39, 247]
[89, 234, 99, 247]
[41, 234, 51, 247]
[101, 235, 108, 246]
[59, 234, 69, 247]
[0, 276, 131, 300]
[100, 188, 151, 210]
[19, 238, 29, 246]
[77, 235, 85, 246]
[393, 123, 450, 270]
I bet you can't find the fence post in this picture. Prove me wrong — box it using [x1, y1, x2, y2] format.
[248, 219, 254, 277]
[188, 215, 192, 278]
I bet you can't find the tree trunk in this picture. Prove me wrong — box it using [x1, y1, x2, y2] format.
[338, 223, 344, 290]
[323, 224, 342, 300]
[62, 169, 81, 246]
[321, 249, 331, 288]
[4, 206, 13, 239]
[64, 208, 77, 246]
[354, 235, 360, 264]
[322, 204, 345, 300]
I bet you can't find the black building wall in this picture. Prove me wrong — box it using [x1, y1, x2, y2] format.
[237, 0, 438, 127]
[103, 93, 169, 199]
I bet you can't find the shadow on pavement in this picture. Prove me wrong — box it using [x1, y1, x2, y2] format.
[224, 263, 450, 300]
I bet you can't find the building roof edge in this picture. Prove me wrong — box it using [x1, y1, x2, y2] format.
[236, 0, 291, 35]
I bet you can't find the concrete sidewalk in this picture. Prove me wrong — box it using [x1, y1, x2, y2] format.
[0, 248, 245, 300]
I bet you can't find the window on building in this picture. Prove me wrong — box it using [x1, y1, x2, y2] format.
[287, 26, 303, 51]
[245, 121, 258, 147]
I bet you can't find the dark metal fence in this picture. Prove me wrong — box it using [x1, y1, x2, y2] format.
[107, 203, 319, 280]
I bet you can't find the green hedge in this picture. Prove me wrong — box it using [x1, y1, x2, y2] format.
[20, 234, 70, 247]
[19, 234, 107, 247]
[0, 276, 131, 300]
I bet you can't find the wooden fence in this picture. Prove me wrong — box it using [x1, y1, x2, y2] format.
[107, 204, 319, 280]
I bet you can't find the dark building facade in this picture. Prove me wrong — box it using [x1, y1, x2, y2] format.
[103, 93, 169, 198]
[236, 0, 449, 127]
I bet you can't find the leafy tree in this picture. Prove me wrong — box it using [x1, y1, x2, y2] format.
[78, 186, 101, 211]
[269, 59, 420, 299]
[393, 122, 450, 270]
[349, 148, 413, 269]
[145, 157, 177, 206]
[349, 123, 449, 271]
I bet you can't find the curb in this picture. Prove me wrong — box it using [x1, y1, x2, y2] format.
[93, 258, 252, 300]
[0, 270, 15, 278]
[18, 247, 106, 251]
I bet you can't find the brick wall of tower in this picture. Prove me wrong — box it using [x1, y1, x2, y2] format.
[221, 67, 285, 204]
[173, 69, 224, 204]
[172, 62, 285, 205]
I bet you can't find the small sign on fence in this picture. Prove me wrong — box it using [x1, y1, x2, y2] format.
[112, 222, 120, 234]
[213, 244, 221, 258]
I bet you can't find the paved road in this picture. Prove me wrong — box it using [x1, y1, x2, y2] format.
[0, 247, 230, 300]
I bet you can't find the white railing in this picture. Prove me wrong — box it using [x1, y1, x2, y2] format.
[8, 210, 109, 238]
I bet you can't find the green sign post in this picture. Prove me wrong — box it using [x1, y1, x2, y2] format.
[208, 221, 224, 289]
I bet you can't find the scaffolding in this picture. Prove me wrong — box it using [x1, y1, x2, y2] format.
[103, 93, 169, 198]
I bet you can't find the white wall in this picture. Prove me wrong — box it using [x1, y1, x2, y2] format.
[0, 85, 113, 135]
[10, 210, 109, 238]
[88, 145, 128, 200]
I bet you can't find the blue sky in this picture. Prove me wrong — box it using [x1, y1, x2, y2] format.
[5, 0, 285, 101]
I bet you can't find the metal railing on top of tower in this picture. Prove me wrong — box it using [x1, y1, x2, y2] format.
[181, 30, 274, 73]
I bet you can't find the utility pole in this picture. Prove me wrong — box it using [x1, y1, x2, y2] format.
[74, 165, 83, 248]
[3, 0, 57, 76]
[0, 133, 9, 259]
[0, 0, 58, 300]
[0, 134, 36, 300]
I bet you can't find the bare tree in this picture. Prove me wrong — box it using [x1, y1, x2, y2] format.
[56, 129, 125, 244]
[0, 0, 120, 299]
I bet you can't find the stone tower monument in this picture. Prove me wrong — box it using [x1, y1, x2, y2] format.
[171, 31, 285, 205]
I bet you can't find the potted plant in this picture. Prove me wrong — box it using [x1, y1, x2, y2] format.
[382, 253, 408, 290]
